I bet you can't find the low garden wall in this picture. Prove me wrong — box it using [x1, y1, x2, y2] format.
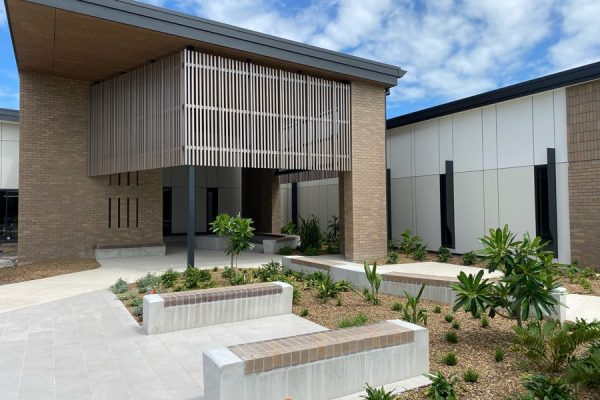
[203, 319, 429, 400]
[94, 243, 166, 259]
[143, 282, 293, 334]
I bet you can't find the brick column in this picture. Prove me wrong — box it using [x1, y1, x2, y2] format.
[340, 81, 387, 262]
[567, 81, 600, 269]
[241, 168, 281, 233]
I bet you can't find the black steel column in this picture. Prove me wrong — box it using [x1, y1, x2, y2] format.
[187, 165, 196, 267]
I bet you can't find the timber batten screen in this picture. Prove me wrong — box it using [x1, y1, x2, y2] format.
[89, 49, 351, 176]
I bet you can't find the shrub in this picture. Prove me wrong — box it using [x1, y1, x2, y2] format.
[442, 351, 457, 366]
[277, 246, 294, 256]
[433, 305, 442, 314]
[210, 213, 255, 269]
[255, 260, 282, 282]
[514, 374, 574, 400]
[364, 261, 382, 305]
[337, 313, 369, 328]
[444, 314, 454, 323]
[227, 269, 258, 286]
[425, 371, 457, 400]
[300, 308, 309, 317]
[413, 243, 428, 261]
[135, 273, 160, 293]
[437, 246, 451, 263]
[326, 215, 340, 251]
[494, 347, 506, 362]
[183, 266, 212, 289]
[445, 331, 458, 344]
[117, 291, 136, 301]
[302, 247, 320, 256]
[316, 274, 345, 303]
[576, 276, 592, 291]
[159, 269, 179, 288]
[361, 384, 396, 400]
[281, 221, 297, 235]
[391, 302, 403, 312]
[399, 230, 422, 255]
[462, 368, 479, 383]
[451, 321, 460, 330]
[511, 319, 600, 372]
[565, 343, 600, 388]
[462, 251, 477, 266]
[299, 215, 322, 252]
[480, 315, 490, 328]
[129, 297, 143, 318]
[402, 284, 427, 326]
[387, 250, 399, 264]
[110, 278, 128, 294]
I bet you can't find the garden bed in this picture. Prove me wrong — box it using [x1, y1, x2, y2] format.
[0, 258, 100, 285]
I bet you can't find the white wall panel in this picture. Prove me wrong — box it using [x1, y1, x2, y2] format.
[388, 127, 413, 178]
[454, 171, 485, 253]
[483, 169, 499, 231]
[452, 109, 483, 172]
[533, 92, 555, 165]
[556, 162, 571, 264]
[498, 166, 536, 238]
[1, 141, 18, 189]
[414, 120, 439, 176]
[482, 105, 497, 170]
[497, 97, 534, 168]
[1, 123, 19, 141]
[415, 175, 441, 249]
[553, 88, 568, 163]
[390, 177, 414, 239]
[439, 116, 453, 174]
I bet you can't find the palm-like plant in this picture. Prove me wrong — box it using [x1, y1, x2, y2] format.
[403, 284, 428, 326]
[451, 270, 494, 317]
[361, 384, 396, 400]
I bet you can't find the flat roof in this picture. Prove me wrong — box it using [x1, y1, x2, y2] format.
[387, 60, 600, 129]
[6, 0, 405, 87]
[0, 108, 19, 123]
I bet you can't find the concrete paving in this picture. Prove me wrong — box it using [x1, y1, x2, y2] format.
[0, 245, 281, 313]
[0, 289, 326, 400]
[565, 294, 600, 322]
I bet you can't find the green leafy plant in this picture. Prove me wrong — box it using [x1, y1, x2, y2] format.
[210, 213, 255, 269]
[399, 230, 422, 255]
[277, 245, 294, 256]
[300, 308, 309, 317]
[462, 251, 477, 266]
[387, 250, 400, 264]
[444, 314, 454, 323]
[364, 261, 382, 305]
[512, 374, 574, 400]
[438, 246, 451, 263]
[117, 291, 136, 301]
[452, 321, 460, 330]
[442, 351, 457, 366]
[110, 278, 128, 294]
[254, 260, 283, 282]
[391, 302, 403, 312]
[425, 371, 457, 400]
[316, 274, 345, 303]
[452, 226, 561, 326]
[511, 318, 600, 372]
[326, 215, 341, 251]
[402, 284, 427, 326]
[433, 305, 442, 314]
[129, 297, 143, 318]
[135, 273, 160, 293]
[227, 269, 258, 286]
[299, 215, 322, 253]
[338, 313, 369, 328]
[183, 266, 212, 289]
[361, 384, 396, 400]
[494, 347, 506, 362]
[159, 269, 180, 288]
[565, 343, 600, 388]
[462, 368, 479, 383]
[302, 247, 320, 256]
[413, 243, 428, 261]
[445, 331, 458, 344]
[281, 221, 298, 235]
[576, 276, 592, 292]
[480, 315, 489, 328]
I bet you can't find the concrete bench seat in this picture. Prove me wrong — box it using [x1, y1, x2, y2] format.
[285, 256, 345, 272]
[143, 282, 293, 334]
[203, 319, 428, 400]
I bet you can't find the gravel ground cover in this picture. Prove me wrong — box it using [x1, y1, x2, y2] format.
[0, 258, 100, 285]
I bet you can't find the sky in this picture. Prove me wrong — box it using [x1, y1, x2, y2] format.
[0, 0, 599, 118]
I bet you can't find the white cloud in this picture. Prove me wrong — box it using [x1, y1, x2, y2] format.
[550, 0, 600, 69]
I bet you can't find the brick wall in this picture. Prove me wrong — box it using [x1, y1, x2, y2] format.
[566, 80, 600, 269]
[241, 168, 281, 233]
[18, 72, 163, 263]
[340, 81, 387, 262]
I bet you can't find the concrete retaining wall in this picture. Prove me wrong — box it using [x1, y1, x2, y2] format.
[143, 282, 293, 335]
[95, 244, 166, 260]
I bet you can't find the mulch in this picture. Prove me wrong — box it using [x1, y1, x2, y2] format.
[0, 258, 100, 285]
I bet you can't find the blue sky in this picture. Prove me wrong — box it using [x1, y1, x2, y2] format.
[1, 0, 599, 118]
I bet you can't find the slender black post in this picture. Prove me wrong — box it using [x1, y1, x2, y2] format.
[187, 165, 196, 268]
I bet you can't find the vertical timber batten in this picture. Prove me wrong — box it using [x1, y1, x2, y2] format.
[89, 49, 351, 176]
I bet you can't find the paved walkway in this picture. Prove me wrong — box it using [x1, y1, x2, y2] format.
[565, 294, 600, 322]
[0, 289, 326, 400]
[0, 246, 281, 313]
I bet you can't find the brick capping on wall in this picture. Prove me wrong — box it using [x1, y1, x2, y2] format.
[566, 80, 600, 269]
[159, 282, 282, 307]
[228, 321, 415, 375]
[95, 242, 165, 249]
[290, 256, 345, 271]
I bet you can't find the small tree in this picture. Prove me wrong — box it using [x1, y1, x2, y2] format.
[210, 213, 255, 269]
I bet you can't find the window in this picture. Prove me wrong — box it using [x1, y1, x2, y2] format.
[0, 190, 18, 242]
[534, 148, 558, 255]
[440, 161, 455, 248]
